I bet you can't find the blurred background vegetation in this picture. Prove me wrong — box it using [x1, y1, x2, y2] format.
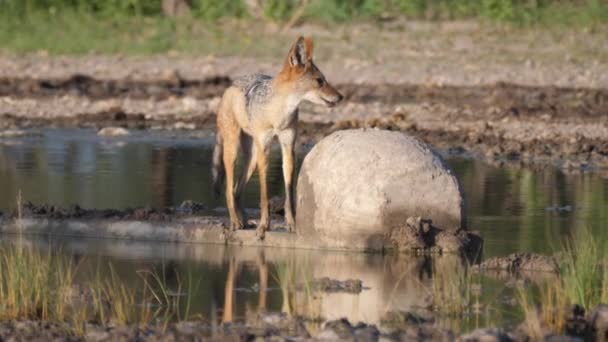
[0, 0, 607, 54]
[2, 0, 607, 24]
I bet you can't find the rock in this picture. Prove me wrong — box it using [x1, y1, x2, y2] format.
[353, 322, 380, 341]
[269, 196, 285, 215]
[457, 328, 514, 341]
[381, 310, 435, 326]
[85, 326, 111, 341]
[317, 319, 354, 340]
[97, 126, 129, 137]
[379, 310, 454, 341]
[0, 129, 40, 138]
[588, 304, 608, 340]
[565, 304, 587, 337]
[173, 121, 196, 130]
[253, 312, 310, 339]
[177, 200, 206, 213]
[478, 253, 559, 273]
[317, 319, 379, 341]
[296, 129, 465, 252]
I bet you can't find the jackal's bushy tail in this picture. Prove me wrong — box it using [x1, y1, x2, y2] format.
[212, 134, 224, 199]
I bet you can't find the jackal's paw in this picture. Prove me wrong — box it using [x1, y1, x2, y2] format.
[285, 213, 295, 233]
[256, 224, 268, 240]
[230, 219, 244, 231]
[286, 221, 295, 233]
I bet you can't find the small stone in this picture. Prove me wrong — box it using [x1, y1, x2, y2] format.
[0, 129, 40, 138]
[319, 319, 354, 340]
[173, 122, 196, 130]
[353, 323, 380, 341]
[97, 127, 129, 137]
[310, 277, 363, 294]
[457, 327, 514, 341]
[85, 326, 111, 341]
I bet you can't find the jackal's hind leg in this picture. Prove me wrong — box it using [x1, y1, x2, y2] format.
[222, 128, 244, 231]
[234, 133, 257, 226]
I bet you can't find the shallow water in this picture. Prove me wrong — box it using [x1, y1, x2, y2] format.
[1, 128, 607, 331]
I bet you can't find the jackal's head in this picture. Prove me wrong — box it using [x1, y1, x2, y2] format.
[277, 36, 343, 108]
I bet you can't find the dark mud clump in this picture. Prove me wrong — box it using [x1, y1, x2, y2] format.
[3, 76, 608, 119]
[341, 82, 608, 118]
[380, 310, 455, 340]
[317, 318, 380, 341]
[477, 252, 559, 273]
[389, 217, 483, 259]
[0, 74, 231, 100]
[308, 277, 363, 294]
[16, 201, 208, 221]
[0, 107, 216, 131]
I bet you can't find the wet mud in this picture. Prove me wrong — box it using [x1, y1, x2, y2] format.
[341, 82, 608, 118]
[5, 202, 482, 255]
[2, 74, 608, 172]
[14, 200, 208, 221]
[476, 252, 559, 273]
[2, 75, 608, 119]
[302, 119, 608, 173]
[0, 74, 231, 100]
[2, 306, 607, 341]
[307, 277, 363, 294]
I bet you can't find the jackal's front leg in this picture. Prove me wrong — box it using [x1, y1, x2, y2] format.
[279, 130, 296, 232]
[255, 136, 272, 239]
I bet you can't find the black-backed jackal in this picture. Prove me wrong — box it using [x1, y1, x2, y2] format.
[212, 36, 343, 238]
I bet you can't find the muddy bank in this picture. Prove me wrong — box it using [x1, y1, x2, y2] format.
[16, 200, 209, 221]
[2, 74, 608, 173]
[0, 74, 231, 100]
[2, 106, 608, 175]
[3, 76, 608, 119]
[0, 203, 481, 255]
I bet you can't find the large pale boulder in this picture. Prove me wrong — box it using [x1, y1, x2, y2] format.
[296, 129, 467, 252]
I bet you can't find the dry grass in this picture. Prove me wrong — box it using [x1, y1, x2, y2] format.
[273, 261, 323, 322]
[430, 259, 482, 316]
[516, 280, 569, 340]
[0, 244, 77, 321]
[516, 226, 607, 337]
[0, 243, 195, 336]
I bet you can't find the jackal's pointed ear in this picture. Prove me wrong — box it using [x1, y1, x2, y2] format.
[288, 36, 313, 68]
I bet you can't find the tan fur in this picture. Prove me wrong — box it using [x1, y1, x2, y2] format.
[213, 36, 343, 239]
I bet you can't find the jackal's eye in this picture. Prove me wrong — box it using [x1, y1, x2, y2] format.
[316, 78, 324, 87]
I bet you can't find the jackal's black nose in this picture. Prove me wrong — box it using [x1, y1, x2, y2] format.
[337, 93, 344, 103]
